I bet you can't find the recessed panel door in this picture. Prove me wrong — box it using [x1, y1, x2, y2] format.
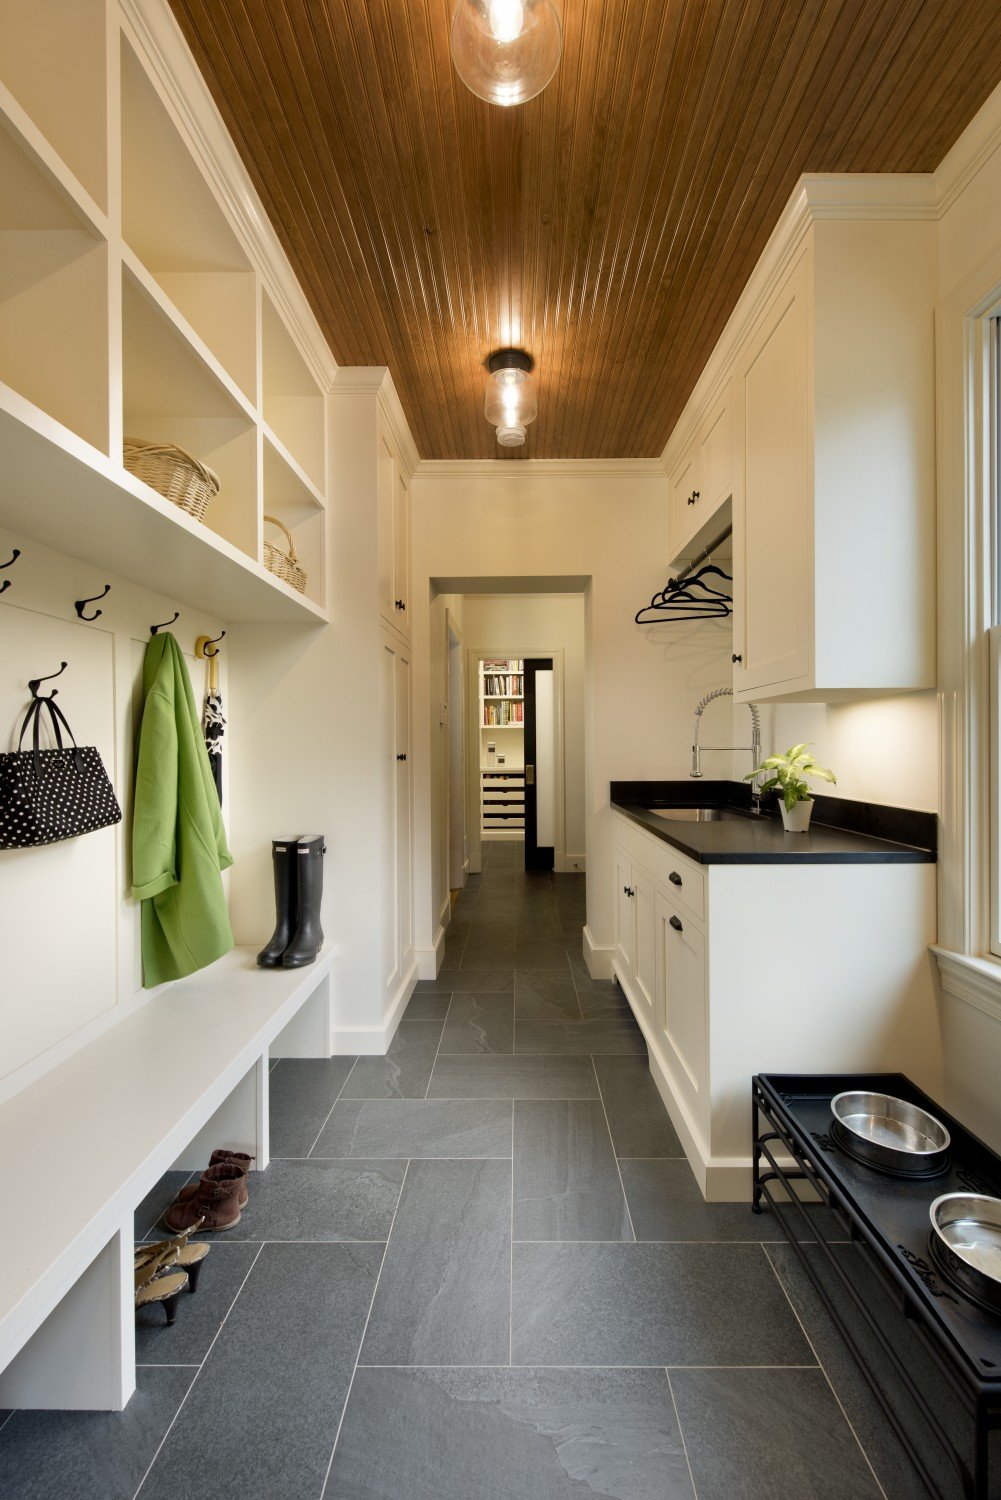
[523, 657, 555, 872]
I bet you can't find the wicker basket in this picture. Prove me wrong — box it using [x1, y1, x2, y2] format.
[124, 438, 220, 522]
[263, 515, 307, 594]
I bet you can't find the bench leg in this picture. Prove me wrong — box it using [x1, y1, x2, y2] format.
[270, 975, 332, 1060]
[170, 1053, 270, 1174]
[0, 1221, 135, 1411]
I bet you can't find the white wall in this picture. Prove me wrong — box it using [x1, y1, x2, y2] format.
[461, 593, 587, 863]
[427, 590, 463, 938]
[411, 465, 733, 965]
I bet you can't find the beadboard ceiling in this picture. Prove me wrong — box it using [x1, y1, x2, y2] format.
[169, 0, 1001, 460]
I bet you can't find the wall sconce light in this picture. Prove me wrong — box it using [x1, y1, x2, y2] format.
[451, 0, 562, 107]
[485, 349, 537, 447]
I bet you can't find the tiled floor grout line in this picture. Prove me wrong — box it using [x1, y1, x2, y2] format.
[133, 1242, 265, 1499]
[305, 1056, 360, 1159]
[318, 1159, 412, 1500]
[352, 1362, 825, 1371]
[424, 997, 453, 1100]
[565, 952, 587, 1021]
[761, 1245, 889, 1500]
[592, 1055, 638, 1242]
[665, 1368, 700, 1499]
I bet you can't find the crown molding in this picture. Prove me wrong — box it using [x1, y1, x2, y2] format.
[414, 457, 667, 479]
[936, 77, 1001, 217]
[121, 0, 338, 393]
[333, 367, 421, 477]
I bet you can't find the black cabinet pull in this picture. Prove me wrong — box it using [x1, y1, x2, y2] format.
[623, 885, 634, 898]
[687, 492, 695, 505]
[732, 653, 742, 663]
[395, 598, 406, 611]
[668, 871, 682, 886]
[669, 914, 683, 932]
[397, 752, 407, 762]
[692, 490, 700, 501]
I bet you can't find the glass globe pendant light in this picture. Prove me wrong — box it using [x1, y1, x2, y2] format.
[484, 350, 537, 447]
[451, 0, 562, 107]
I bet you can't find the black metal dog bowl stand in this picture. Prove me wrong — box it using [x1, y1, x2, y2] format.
[753, 1072, 1001, 1500]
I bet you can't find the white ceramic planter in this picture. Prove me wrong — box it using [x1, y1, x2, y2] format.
[779, 798, 814, 833]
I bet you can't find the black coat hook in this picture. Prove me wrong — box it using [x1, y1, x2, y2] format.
[202, 630, 226, 657]
[150, 611, 180, 635]
[75, 584, 111, 622]
[0, 547, 20, 596]
[28, 661, 68, 699]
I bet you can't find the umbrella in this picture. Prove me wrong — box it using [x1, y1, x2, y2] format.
[196, 634, 226, 806]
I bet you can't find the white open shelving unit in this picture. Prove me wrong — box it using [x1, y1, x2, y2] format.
[0, 0, 330, 623]
[479, 658, 525, 840]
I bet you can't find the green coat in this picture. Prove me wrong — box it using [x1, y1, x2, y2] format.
[132, 632, 234, 987]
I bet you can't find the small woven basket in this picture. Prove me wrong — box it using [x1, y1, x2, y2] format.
[124, 437, 220, 522]
[263, 515, 307, 594]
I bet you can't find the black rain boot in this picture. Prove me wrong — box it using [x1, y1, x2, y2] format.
[257, 837, 300, 967]
[282, 835, 325, 968]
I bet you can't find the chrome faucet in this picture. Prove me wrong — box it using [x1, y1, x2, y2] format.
[691, 687, 763, 813]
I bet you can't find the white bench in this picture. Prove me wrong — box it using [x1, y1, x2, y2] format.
[0, 945, 335, 1412]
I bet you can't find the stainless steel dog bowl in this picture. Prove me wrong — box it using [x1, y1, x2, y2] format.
[830, 1090, 951, 1176]
[929, 1194, 1001, 1313]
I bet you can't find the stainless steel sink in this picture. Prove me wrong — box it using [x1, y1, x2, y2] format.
[644, 806, 734, 822]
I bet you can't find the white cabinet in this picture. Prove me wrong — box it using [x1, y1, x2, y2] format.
[611, 812, 938, 1201]
[668, 382, 733, 560]
[381, 632, 413, 1005]
[378, 423, 411, 640]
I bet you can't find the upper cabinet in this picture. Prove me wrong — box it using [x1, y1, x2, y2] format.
[377, 420, 411, 641]
[665, 186, 937, 703]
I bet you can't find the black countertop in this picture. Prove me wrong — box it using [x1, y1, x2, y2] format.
[610, 781, 937, 866]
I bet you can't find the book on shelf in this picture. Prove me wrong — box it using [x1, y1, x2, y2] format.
[482, 698, 524, 727]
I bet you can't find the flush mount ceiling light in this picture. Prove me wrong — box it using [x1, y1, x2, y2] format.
[450, 0, 562, 107]
[484, 349, 537, 447]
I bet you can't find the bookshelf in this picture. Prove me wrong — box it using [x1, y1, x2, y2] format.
[479, 658, 525, 840]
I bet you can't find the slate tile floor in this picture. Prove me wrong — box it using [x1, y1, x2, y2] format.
[0, 842, 960, 1498]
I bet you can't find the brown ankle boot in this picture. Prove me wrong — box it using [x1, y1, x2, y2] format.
[164, 1163, 244, 1233]
[174, 1150, 253, 1210]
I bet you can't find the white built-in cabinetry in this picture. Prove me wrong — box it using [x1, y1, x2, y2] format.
[664, 184, 938, 702]
[612, 811, 940, 1199]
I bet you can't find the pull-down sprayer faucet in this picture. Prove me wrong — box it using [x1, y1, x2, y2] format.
[691, 687, 763, 813]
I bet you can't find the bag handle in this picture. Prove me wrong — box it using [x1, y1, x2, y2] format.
[17, 695, 83, 777]
[43, 697, 84, 772]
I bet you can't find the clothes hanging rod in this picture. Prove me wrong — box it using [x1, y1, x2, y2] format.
[673, 522, 733, 585]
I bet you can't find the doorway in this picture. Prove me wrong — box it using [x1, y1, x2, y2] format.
[446, 614, 466, 891]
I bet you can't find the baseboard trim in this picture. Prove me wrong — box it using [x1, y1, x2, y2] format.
[416, 924, 446, 981]
[583, 926, 613, 980]
[330, 961, 417, 1054]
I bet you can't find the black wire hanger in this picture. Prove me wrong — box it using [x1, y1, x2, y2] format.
[634, 523, 734, 624]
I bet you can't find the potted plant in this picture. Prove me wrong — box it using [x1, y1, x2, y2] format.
[745, 743, 837, 832]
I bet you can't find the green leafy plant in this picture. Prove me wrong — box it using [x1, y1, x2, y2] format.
[745, 743, 837, 811]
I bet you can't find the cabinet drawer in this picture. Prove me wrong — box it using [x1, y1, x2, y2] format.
[613, 814, 706, 923]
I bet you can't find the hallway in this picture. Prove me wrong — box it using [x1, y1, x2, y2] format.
[0, 844, 959, 1499]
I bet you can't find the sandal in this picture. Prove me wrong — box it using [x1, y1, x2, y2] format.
[135, 1220, 211, 1292]
[134, 1246, 189, 1325]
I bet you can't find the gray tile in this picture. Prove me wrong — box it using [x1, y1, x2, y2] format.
[268, 1057, 357, 1156]
[512, 938, 574, 968]
[403, 991, 453, 1020]
[572, 971, 632, 1017]
[765, 1242, 967, 1500]
[220, 1157, 404, 1240]
[328, 1366, 694, 1499]
[135, 1171, 193, 1240]
[671, 1367, 882, 1499]
[339, 1019, 445, 1099]
[514, 1015, 646, 1055]
[416, 970, 515, 994]
[313, 1098, 512, 1158]
[0, 1368, 192, 1500]
[362, 1160, 511, 1365]
[515, 969, 583, 1021]
[593, 1055, 684, 1156]
[461, 941, 515, 969]
[439, 993, 514, 1053]
[136, 1242, 260, 1363]
[141, 1243, 382, 1500]
[515, 912, 564, 939]
[512, 1242, 815, 1366]
[514, 1100, 633, 1242]
[620, 1158, 840, 1241]
[428, 1054, 600, 1099]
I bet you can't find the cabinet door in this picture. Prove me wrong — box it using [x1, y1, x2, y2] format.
[613, 849, 636, 982]
[395, 644, 413, 971]
[656, 891, 707, 1128]
[698, 385, 732, 515]
[668, 446, 700, 559]
[633, 862, 656, 1017]
[394, 468, 411, 640]
[377, 433, 397, 632]
[733, 254, 811, 693]
[381, 637, 401, 998]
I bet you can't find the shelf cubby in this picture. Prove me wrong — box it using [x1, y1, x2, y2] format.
[121, 40, 256, 402]
[0, 0, 108, 211]
[122, 269, 257, 561]
[262, 290, 324, 489]
[0, 121, 109, 451]
[263, 507, 325, 613]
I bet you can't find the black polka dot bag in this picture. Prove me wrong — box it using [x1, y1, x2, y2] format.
[0, 693, 122, 848]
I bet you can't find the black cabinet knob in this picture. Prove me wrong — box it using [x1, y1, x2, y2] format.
[397, 753, 407, 762]
[395, 599, 406, 611]
[669, 914, 683, 932]
[687, 493, 695, 505]
[668, 871, 682, 886]
[692, 490, 700, 501]
[732, 653, 742, 663]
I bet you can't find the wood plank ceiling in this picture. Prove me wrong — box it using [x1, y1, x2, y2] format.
[169, 0, 1001, 460]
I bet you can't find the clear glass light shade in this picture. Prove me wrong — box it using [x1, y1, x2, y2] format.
[451, 0, 562, 106]
[485, 366, 537, 447]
